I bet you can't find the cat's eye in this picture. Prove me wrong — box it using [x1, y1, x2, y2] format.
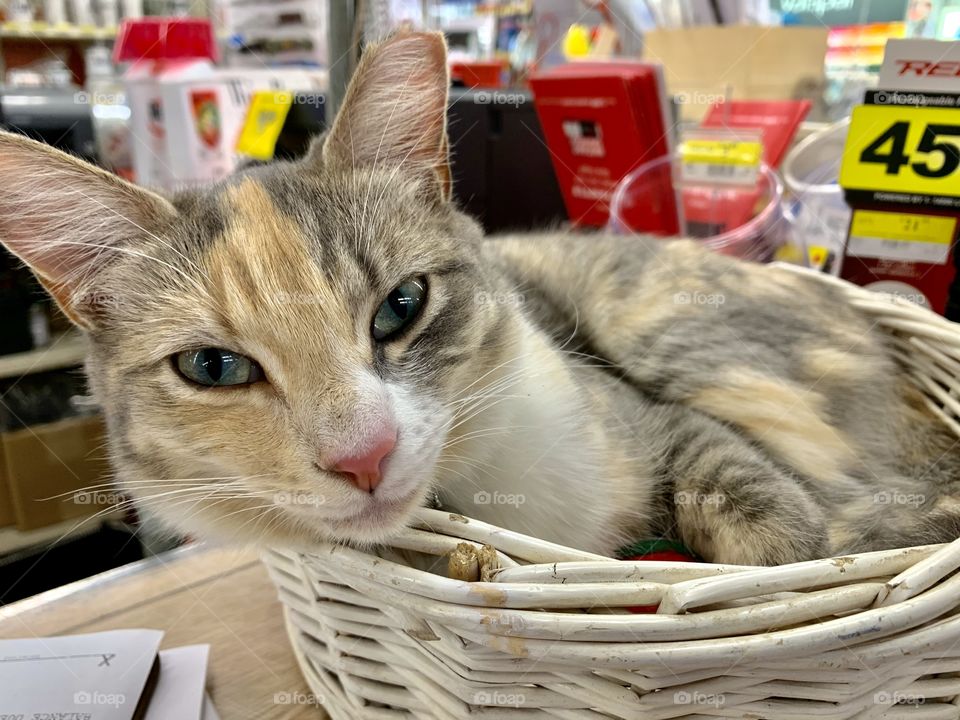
[372, 277, 428, 342]
[175, 348, 264, 387]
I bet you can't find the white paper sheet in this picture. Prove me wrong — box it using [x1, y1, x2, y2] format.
[202, 693, 221, 720]
[0, 628, 163, 719]
[142, 644, 210, 720]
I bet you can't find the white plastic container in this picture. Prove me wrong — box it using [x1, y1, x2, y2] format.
[782, 119, 852, 275]
[120, 0, 143, 19]
[43, 0, 67, 25]
[68, 0, 95, 26]
[123, 59, 216, 190]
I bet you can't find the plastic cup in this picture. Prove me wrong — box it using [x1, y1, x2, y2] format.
[608, 154, 789, 263]
[782, 119, 851, 275]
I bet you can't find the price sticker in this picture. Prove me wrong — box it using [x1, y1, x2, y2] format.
[840, 105, 960, 198]
[679, 139, 762, 185]
[847, 209, 957, 264]
[236, 91, 293, 161]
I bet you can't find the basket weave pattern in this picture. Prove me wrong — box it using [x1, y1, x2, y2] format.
[263, 268, 960, 719]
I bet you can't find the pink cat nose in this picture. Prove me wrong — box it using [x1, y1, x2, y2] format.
[332, 431, 397, 493]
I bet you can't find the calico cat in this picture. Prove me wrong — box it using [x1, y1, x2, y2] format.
[0, 31, 958, 565]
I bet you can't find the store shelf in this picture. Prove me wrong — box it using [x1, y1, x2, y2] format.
[0, 333, 87, 381]
[231, 25, 321, 41]
[0, 22, 117, 41]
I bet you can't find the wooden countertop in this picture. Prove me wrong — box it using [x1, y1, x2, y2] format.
[0, 543, 324, 720]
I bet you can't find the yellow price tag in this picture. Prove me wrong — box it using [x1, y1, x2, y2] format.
[680, 140, 762, 166]
[236, 91, 293, 161]
[840, 105, 960, 198]
[847, 209, 957, 264]
[679, 140, 762, 185]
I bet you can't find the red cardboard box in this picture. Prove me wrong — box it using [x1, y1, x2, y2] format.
[450, 61, 504, 89]
[530, 62, 672, 227]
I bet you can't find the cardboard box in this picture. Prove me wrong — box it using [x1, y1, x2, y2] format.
[0, 447, 15, 528]
[3, 415, 112, 531]
[643, 26, 828, 121]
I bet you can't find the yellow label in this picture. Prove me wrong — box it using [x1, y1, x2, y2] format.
[236, 91, 293, 160]
[849, 210, 956, 245]
[679, 140, 762, 167]
[840, 105, 960, 197]
[808, 245, 829, 268]
[847, 210, 957, 264]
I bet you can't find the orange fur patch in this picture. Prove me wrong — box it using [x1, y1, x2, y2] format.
[692, 370, 857, 483]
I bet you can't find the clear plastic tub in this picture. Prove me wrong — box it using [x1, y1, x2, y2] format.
[608, 154, 792, 263]
[782, 119, 851, 275]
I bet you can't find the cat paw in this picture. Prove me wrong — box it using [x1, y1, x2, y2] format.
[676, 485, 828, 566]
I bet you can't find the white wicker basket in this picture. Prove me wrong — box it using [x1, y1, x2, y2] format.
[263, 266, 960, 719]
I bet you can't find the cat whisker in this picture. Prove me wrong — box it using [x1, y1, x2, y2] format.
[441, 424, 540, 449]
[38, 474, 269, 501]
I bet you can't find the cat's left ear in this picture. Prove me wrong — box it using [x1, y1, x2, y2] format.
[315, 31, 452, 201]
[0, 131, 178, 329]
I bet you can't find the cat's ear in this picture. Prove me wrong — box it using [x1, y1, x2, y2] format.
[317, 31, 452, 200]
[0, 131, 177, 329]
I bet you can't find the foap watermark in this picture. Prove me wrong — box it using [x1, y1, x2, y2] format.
[74, 490, 124, 505]
[474, 90, 526, 108]
[268, 91, 325, 108]
[74, 691, 127, 708]
[475, 290, 526, 308]
[74, 90, 125, 105]
[779, 0, 854, 17]
[673, 291, 725, 308]
[473, 691, 526, 707]
[274, 491, 326, 507]
[72, 291, 122, 311]
[673, 690, 725, 708]
[877, 290, 931, 308]
[274, 691, 323, 705]
[473, 490, 525, 508]
[675, 490, 726, 507]
[675, 91, 727, 106]
[875, 690, 926, 706]
[873, 491, 925, 508]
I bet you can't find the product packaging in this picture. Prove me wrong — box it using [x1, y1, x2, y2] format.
[116, 18, 327, 191]
[838, 39, 960, 317]
[529, 61, 673, 228]
[115, 18, 219, 190]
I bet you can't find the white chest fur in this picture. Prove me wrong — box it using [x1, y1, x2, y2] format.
[436, 322, 626, 555]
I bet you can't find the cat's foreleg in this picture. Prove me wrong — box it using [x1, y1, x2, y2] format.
[659, 408, 829, 565]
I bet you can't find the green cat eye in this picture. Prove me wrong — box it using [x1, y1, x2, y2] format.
[372, 277, 428, 342]
[175, 348, 264, 387]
